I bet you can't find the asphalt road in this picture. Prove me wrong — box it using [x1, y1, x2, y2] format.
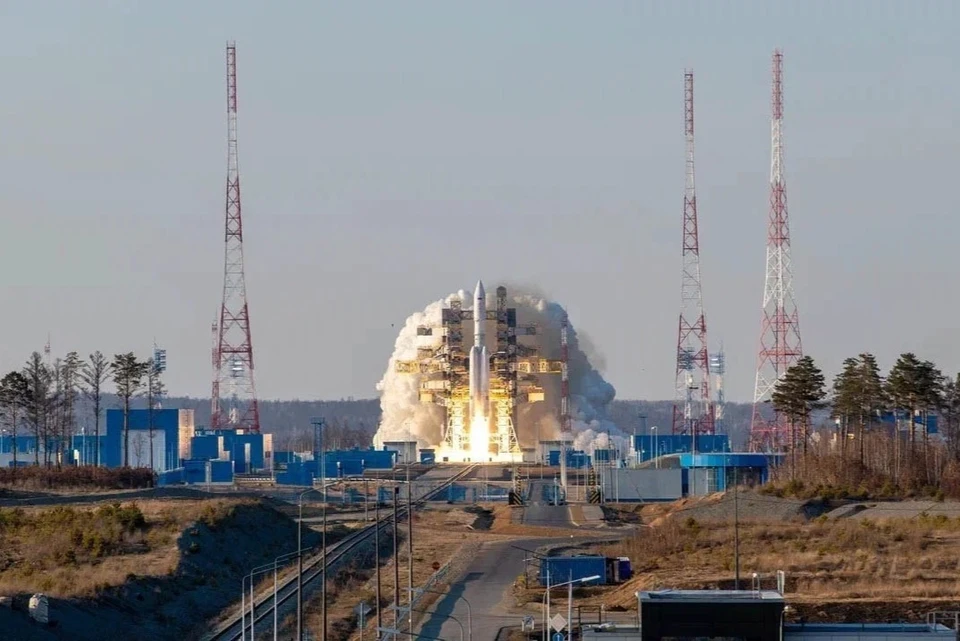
[522, 480, 574, 528]
[414, 481, 579, 641]
[415, 537, 573, 641]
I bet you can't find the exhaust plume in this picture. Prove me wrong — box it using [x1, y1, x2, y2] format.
[374, 287, 628, 456]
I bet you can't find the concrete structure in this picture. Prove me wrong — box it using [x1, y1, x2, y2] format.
[382, 441, 417, 465]
[600, 468, 683, 501]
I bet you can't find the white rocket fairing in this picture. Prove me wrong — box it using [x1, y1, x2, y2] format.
[468, 280, 490, 420]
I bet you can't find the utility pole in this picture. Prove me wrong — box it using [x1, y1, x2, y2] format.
[734, 464, 740, 590]
[406, 464, 414, 630]
[375, 480, 382, 640]
[392, 486, 400, 629]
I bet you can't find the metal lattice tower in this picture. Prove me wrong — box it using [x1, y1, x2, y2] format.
[672, 70, 713, 436]
[750, 50, 803, 451]
[211, 42, 260, 433]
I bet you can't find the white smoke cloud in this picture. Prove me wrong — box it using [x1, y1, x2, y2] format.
[374, 286, 628, 456]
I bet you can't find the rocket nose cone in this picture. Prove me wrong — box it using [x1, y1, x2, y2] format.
[475, 280, 485, 300]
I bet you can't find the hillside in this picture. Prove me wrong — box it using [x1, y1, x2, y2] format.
[0, 496, 321, 640]
[596, 494, 960, 622]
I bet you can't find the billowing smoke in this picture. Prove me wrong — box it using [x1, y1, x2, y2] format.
[374, 286, 628, 456]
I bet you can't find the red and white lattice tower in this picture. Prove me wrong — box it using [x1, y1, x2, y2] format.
[672, 70, 713, 436]
[211, 42, 260, 433]
[750, 50, 802, 451]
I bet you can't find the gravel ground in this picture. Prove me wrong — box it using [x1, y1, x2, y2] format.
[824, 499, 960, 520]
[641, 491, 821, 524]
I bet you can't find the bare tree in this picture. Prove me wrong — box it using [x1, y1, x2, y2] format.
[81, 351, 112, 467]
[145, 358, 166, 471]
[0, 371, 30, 471]
[59, 352, 82, 466]
[112, 353, 150, 467]
[22, 352, 51, 465]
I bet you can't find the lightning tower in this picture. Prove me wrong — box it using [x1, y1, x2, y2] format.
[750, 50, 802, 451]
[672, 70, 713, 436]
[211, 42, 260, 433]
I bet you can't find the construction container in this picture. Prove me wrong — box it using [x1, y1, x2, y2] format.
[419, 449, 436, 464]
[539, 556, 608, 586]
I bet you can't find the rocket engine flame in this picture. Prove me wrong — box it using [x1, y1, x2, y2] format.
[374, 285, 628, 457]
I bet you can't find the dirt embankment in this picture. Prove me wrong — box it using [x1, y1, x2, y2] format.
[0, 497, 321, 641]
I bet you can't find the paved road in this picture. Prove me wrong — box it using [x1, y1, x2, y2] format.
[522, 480, 573, 528]
[415, 537, 572, 641]
[414, 481, 584, 641]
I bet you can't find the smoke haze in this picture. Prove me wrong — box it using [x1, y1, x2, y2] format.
[374, 286, 628, 455]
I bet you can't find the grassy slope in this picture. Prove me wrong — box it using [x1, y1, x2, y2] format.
[598, 494, 960, 622]
[0, 497, 321, 641]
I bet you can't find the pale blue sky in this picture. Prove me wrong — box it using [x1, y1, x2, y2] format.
[0, 1, 957, 402]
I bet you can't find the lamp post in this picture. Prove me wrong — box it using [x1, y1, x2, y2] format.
[541, 574, 600, 641]
[242, 551, 299, 641]
[651, 426, 659, 469]
[413, 587, 473, 641]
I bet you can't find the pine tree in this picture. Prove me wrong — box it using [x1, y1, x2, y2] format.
[832, 356, 861, 454]
[772, 355, 828, 470]
[112, 353, 150, 467]
[941, 374, 960, 461]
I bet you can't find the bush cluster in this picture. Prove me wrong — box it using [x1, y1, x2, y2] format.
[0, 465, 155, 490]
[0, 502, 149, 569]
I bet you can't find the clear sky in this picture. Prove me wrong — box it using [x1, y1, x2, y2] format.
[0, 1, 957, 402]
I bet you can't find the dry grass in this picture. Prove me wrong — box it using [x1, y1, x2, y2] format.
[0, 497, 251, 598]
[599, 513, 960, 609]
[0, 465, 154, 491]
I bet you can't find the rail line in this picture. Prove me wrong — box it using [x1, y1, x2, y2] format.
[205, 464, 478, 641]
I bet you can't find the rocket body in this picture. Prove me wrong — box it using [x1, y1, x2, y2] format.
[468, 280, 490, 420]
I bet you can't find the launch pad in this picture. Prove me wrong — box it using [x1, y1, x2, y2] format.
[395, 282, 566, 463]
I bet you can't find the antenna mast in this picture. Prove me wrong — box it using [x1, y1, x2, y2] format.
[211, 42, 260, 433]
[672, 70, 713, 437]
[750, 50, 803, 451]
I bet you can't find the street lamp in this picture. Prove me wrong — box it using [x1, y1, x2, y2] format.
[412, 587, 473, 641]
[241, 550, 300, 641]
[651, 426, 659, 469]
[541, 574, 601, 641]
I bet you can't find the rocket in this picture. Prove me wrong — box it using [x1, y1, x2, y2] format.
[468, 280, 490, 420]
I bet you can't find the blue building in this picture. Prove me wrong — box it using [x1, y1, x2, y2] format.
[103, 408, 194, 471]
[632, 434, 730, 463]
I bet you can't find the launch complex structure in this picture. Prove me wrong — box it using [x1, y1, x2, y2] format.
[395, 282, 571, 463]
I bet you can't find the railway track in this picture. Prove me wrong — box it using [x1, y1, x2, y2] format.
[205, 465, 478, 641]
